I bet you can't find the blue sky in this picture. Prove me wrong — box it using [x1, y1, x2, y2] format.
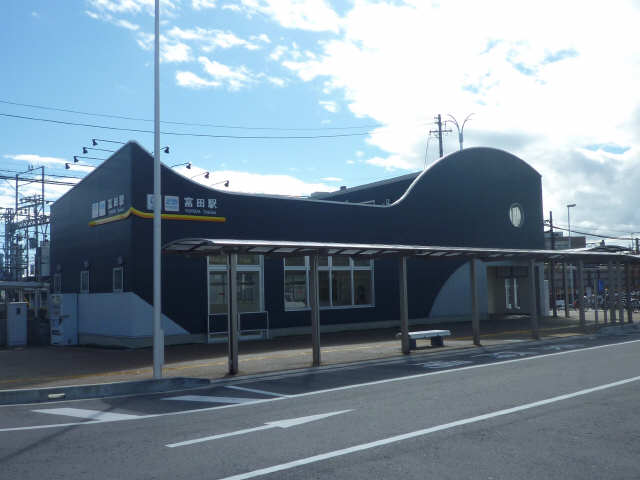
[2, 0, 640, 246]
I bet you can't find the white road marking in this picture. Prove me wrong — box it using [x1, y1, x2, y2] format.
[472, 351, 538, 359]
[31, 408, 140, 421]
[2, 338, 640, 433]
[415, 360, 473, 369]
[225, 386, 288, 397]
[163, 395, 260, 404]
[214, 375, 640, 480]
[166, 410, 352, 448]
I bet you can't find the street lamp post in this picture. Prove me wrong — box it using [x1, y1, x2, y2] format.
[447, 113, 474, 151]
[567, 203, 576, 308]
[567, 203, 576, 249]
[152, 0, 164, 379]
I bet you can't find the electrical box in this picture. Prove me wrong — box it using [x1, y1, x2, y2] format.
[7, 302, 28, 347]
[49, 294, 78, 345]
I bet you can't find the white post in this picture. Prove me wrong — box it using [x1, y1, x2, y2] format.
[152, 0, 164, 378]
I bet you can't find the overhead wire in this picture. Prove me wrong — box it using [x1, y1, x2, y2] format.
[0, 112, 379, 139]
[0, 99, 385, 131]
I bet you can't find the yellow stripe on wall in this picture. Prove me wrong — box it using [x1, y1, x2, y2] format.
[89, 207, 226, 226]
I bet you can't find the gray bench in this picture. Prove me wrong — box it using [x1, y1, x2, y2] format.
[396, 329, 451, 349]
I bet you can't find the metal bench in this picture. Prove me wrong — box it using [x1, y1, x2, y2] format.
[396, 329, 451, 349]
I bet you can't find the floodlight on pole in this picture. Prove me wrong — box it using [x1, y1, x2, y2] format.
[152, 0, 164, 379]
[211, 179, 230, 188]
[151, 146, 170, 155]
[191, 171, 210, 180]
[447, 113, 475, 151]
[170, 162, 191, 169]
[92, 138, 126, 146]
[66, 162, 94, 170]
[83, 146, 114, 154]
[567, 203, 576, 249]
[74, 155, 105, 163]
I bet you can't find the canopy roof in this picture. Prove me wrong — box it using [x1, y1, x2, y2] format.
[163, 238, 640, 264]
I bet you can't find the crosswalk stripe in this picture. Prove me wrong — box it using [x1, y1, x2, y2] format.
[32, 408, 140, 421]
[163, 395, 259, 404]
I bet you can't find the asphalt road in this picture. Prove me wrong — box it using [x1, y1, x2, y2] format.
[1, 331, 639, 479]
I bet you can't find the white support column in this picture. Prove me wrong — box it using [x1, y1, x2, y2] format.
[227, 253, 239, 375]
[529, 259, 539, 340]
[310, 254, 321, 367]
[399, 257, 409, 355]
[469, 258, 480, 346]
[577, 260, 585, 330]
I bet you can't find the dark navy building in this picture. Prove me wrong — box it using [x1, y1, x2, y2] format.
[50, 142, 546, 346]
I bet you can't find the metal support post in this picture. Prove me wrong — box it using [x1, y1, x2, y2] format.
[529, 259, 539, 340]
[310, 254, 321, 366]
[550, 261, 557, 317]
[152, 0, 164, 378]
[608, 261, 616, 324]
[227, 252, 239, 375]
[618, 262, 625, 323]
[593, 274, 599, 325]
[577, 260, 585, 330]
[399, 257, 409, 355]
[625, 263, 632, 323]
[469, 258, 480, 345]
[562, 263, 569, 318]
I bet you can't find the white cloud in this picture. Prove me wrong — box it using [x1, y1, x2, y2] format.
[4, 154, 68, 167]
[166, 26, 259, 51]
[192, 0, 216, 10]
[87, 0, 178, 16]
[198, 56, 253, 90]
[321, 176, 342, 182]
[190, 169, 338, 196]
[319, 100, 337, 113]
[251, 33, 271, 44]
[175, 71, 221, 88]
[115, 18, 139, 30]
[274, 0, 640, 236]
[221, 3, 241, 12]
[163, 41, 192, 62]
[235, 0, 341, 33]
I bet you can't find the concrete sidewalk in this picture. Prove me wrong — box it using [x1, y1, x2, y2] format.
[2, 311, 622, 394]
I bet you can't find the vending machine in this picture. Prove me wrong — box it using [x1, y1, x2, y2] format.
[49, 294, 78, 345]
[6, 302, 28, 347]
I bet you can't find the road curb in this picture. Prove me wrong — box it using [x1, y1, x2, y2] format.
[0, 377, 210, 406]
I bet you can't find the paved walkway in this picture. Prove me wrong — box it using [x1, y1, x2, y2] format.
[0, 311, 632, 390]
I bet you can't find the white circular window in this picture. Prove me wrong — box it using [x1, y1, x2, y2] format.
[509, 203, 524, 228]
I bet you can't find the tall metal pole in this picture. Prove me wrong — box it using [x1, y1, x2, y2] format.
[567, 203, 576, 249]
[399, 257, 409, 354]
[152, 0, 164, 379]
[470, 258, 480, 346]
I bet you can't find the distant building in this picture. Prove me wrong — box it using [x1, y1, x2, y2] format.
[544, 231, 586, 250]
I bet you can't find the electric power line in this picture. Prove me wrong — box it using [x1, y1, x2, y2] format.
[0, 112, 378, 139]
[550, 224, 635, 241]
[0, 99, 384, 131]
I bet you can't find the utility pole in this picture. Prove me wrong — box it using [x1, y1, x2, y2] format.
[429, 114, 452, 158]
[549, 211, 557, 317]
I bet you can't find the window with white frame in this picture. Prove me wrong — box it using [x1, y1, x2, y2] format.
[284, 256, 374, 310]
[113, 267, 123, 292]
[505, 277, 520, 309]
[207, 254, 264, 315]
[80, 270, 89, 293]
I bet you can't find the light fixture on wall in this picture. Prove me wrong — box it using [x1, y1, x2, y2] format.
[170, 162, 191, 169]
